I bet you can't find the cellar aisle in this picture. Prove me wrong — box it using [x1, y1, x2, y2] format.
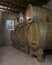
[0, 46, 52, 65]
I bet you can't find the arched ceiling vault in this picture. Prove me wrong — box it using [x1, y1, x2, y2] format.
[0, 0, 50, 12]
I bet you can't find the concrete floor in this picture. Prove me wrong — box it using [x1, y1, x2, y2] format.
[0, 46, 52, 65]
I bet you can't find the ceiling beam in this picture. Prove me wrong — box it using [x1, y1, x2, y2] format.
[0, 0, 50, 12]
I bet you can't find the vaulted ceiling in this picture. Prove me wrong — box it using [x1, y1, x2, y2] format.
[0, 0, 50, 12]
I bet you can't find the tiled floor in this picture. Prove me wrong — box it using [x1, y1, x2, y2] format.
[0, 46, 52, 65]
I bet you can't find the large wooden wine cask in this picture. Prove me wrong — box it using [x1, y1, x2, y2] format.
[11, 27, 19, 46]
[19, 25, 25, 45]
[25, 4, 52, 23]
[17, 12, 24, 24]
[48, 11, 52, 22]
[27, 22, 52, 50]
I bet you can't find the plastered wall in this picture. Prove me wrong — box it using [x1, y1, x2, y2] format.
[0, 12, 4, 46]
[43, 0, 52, 11]
[4, 12, 17, 46]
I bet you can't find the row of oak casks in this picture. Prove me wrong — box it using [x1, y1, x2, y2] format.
[11, 4, 52, 62]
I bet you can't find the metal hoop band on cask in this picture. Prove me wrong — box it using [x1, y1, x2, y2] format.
[37, 22, 48, 49]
